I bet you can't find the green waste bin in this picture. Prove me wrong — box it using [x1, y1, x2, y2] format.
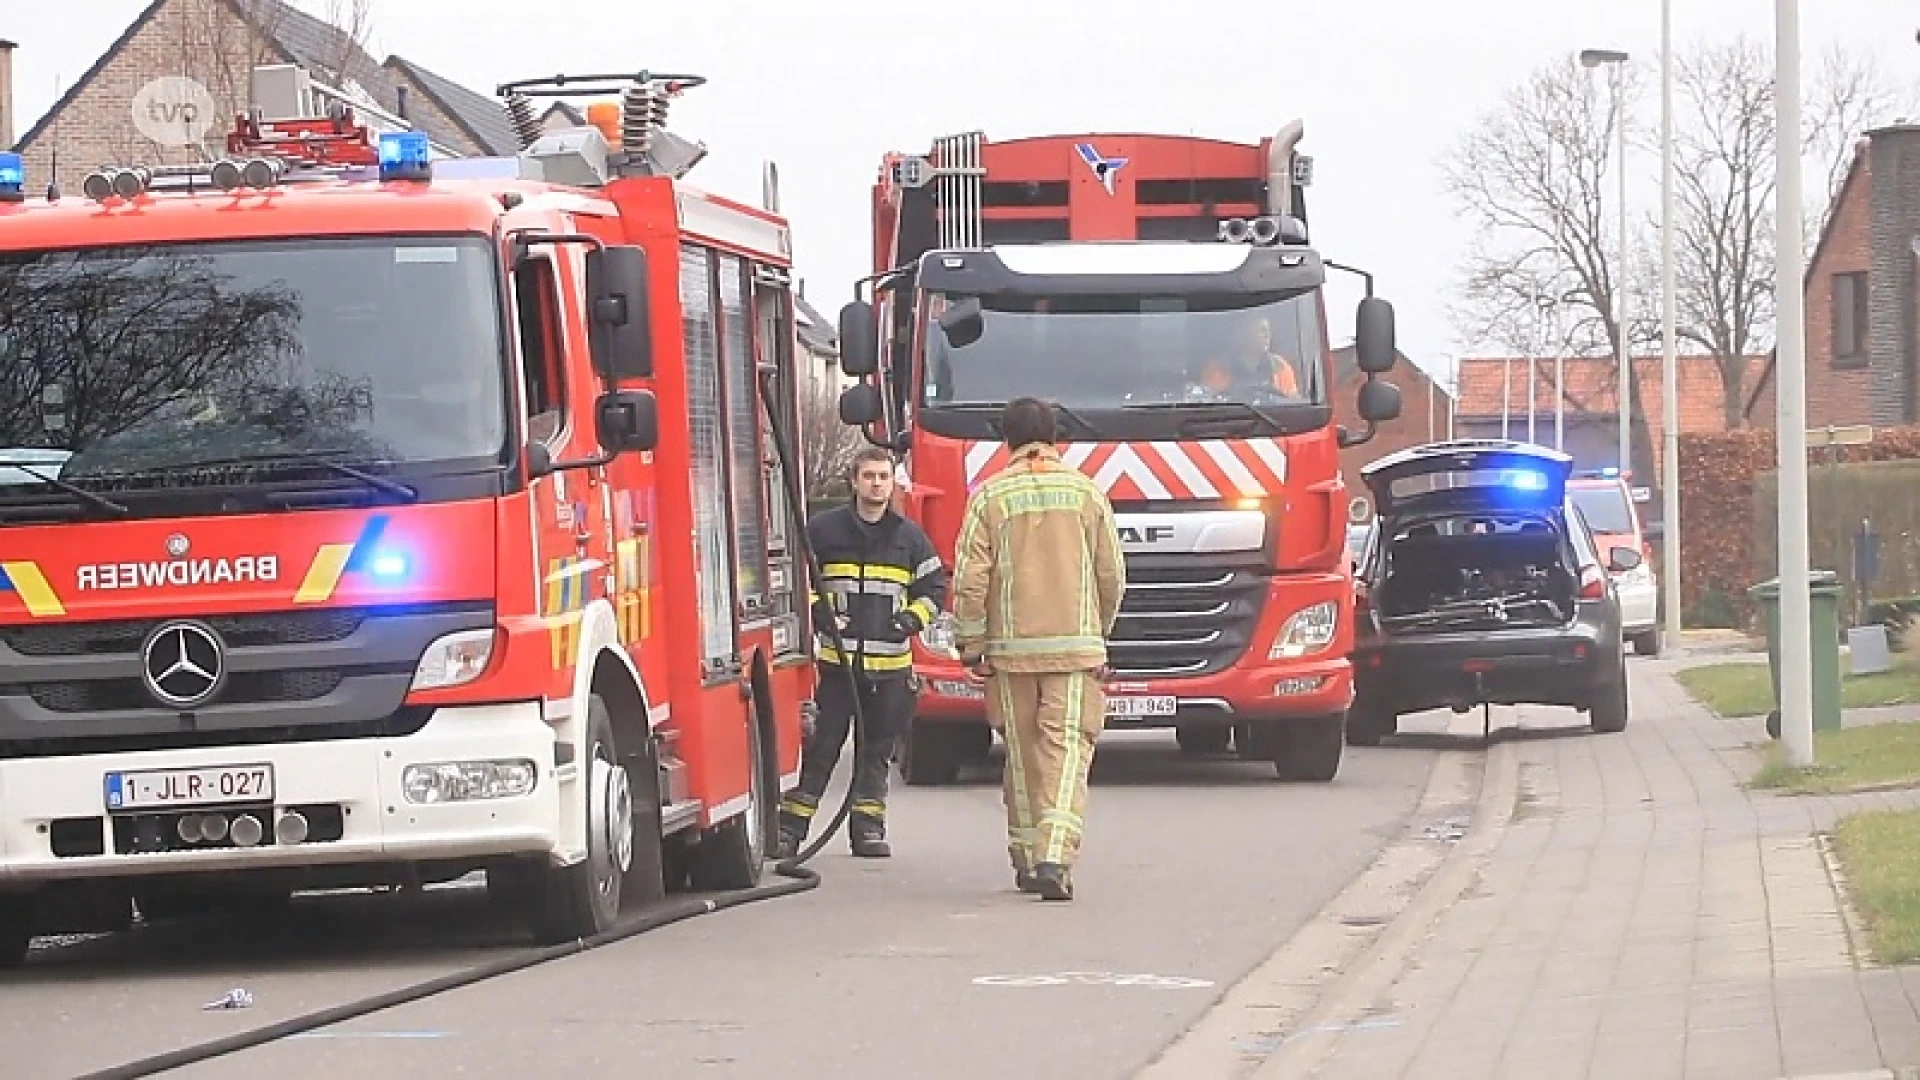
[1748, 570, 1844, 738]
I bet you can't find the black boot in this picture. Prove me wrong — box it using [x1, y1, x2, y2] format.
[1014, 868, 1041, 894]
[773, 810, 810, 860]
[1032, 862, 1073, 901]
[849, 813, 890, 858]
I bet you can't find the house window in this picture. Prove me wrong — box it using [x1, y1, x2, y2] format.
[1832, 271, 1869, 368]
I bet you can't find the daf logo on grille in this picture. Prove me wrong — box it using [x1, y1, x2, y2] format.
[140, 622, 226, 709]
[165, 533, 190, 559]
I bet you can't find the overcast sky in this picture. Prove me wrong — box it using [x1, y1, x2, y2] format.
[11, 0, 1915, 388]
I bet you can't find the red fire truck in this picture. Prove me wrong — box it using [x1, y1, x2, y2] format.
[833, 125, 1403, 784]
[0, 70, 812, 961]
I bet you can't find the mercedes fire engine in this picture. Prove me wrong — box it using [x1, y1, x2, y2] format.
[833, 125, 1402, 783]
[0, 66, 813, 961]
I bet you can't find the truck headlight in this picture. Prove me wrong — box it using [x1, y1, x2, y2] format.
[919, 610, 961, 661]
[411, 629, 496, 691]
[402, 759, 537, 803]
[1270, 601, 1338, 659]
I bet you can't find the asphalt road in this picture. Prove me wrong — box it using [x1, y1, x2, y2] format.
[3, 726, 1445, 1080]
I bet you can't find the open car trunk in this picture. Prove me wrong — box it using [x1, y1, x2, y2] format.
[1375, 522, 1578, 634]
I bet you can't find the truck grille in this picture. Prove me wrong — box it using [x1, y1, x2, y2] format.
[27, 669, 348, 714]
[1, 610, 364, 657]
[1107, 560, 1266, 679]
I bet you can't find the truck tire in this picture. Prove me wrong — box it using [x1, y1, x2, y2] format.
[0, 894, 31, 968]
[1175, 724, 1232, 755]
[1631, 627, 1662, 657]
[524, 693, 646, 943]
[1345, 696, 1396, 747]
[1271, 714, 1345, 782]
[691, 695, 769, 891]
[901, 720, 966, 786]
[1589, 660, 1630, 734]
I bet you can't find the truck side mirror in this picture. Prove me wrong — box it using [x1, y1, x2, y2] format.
[938, 297, 984, 349]
[595, 389, 659, 453]
[1357, 379, 1401, 424]
[839, 300, 878, 377]
[1355, 296, 1396, 375]
[839, 383, 882, 426]
[585, 245, 653, 379]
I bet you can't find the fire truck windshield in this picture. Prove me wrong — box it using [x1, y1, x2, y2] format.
[919, 289, 1326, 418]
[0, 235, 507, 503]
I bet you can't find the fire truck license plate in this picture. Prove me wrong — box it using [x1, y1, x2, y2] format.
[1106, 696, 1177, 717]
[104, 765, 274, 811]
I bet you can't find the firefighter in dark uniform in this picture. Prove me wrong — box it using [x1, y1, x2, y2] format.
[775, 446, 947, 859]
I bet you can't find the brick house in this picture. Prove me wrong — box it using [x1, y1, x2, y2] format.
[1450, 353, 1769, 495]
[1331, 346, 1454, 509]
[1746, 125, 1920, 429]
[6, 0, 520, 190]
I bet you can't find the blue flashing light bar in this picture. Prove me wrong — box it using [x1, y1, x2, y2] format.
[1510, 471, 1549, 492]
[377, 132, 432, 182]
[0, 152, 24, 201]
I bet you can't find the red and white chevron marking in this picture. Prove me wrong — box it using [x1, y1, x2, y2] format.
[962, 439, 1290, 500]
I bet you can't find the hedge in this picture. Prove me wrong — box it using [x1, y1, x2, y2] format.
[1677, 426, 1920, 629]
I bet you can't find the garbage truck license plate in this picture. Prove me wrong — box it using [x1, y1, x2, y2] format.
[1107, 696, 1177, 717]
[105, 764, 274, 810]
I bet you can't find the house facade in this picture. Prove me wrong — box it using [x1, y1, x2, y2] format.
[6, 0, 519, 189]
[1332, 346, 1454, 512]
[1747, 125, 1920, 429]
[1451, 353, 1768, 492]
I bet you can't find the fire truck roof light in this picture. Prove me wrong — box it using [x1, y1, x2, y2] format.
[378, 132, 432, 182]
[0, 153, 24, 201]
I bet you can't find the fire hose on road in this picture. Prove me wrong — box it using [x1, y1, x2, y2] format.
[76, 374, 879, 1079]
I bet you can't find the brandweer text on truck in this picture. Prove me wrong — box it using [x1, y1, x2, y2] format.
[831, 124, 1404, 784]
[0, 66, 814, 962]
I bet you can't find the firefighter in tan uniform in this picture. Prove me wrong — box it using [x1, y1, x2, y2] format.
[950, 398, 1126, 902]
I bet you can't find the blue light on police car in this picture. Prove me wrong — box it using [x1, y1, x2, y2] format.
[370, 552, 410, 580]
[1510, 471, 1548, 492]
[0, 152, 25, 202]
[377, 132, 432, 182]
[1598, 467, 1620, 478]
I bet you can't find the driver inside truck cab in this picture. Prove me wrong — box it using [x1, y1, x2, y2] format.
[1197, 314, 1300, 398]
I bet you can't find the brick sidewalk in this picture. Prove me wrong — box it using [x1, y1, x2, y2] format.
[1261, 655, 1920, 1080]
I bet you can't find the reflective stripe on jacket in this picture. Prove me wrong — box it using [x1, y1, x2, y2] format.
[951, 442, 1126, 673]
[806, 503, 946, 679]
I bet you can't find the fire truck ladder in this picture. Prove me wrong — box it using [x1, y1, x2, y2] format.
[927, 131, 986, 250]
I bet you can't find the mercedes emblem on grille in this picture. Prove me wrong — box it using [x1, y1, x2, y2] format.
[140, 622, 226, 708]
[165, 533, 190, 559]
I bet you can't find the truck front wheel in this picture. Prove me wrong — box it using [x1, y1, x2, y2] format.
[1267, 713, 1345, 782]
[901, 720, 987, 786]
[520, 693, 657, 944]
[0, 894, 31, 968]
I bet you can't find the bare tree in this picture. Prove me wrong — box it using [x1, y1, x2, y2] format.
[1668, 36, 1775, 430]
[800, 385, 860, 501]
[316, 0, 378, 89]
[1806, 43, 1918, 242]
[1664, 35, 1911, 428]
[1441, 53, 1658, 475]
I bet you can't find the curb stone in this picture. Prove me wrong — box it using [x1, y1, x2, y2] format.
[1133, 712, 1514, 1080]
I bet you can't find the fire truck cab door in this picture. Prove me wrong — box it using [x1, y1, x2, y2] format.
[510, 232, 608, 677]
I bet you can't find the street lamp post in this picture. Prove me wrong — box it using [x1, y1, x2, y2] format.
[1581, 47, 1632, 473]
[1660, 0, 1683, 647]
[1776, 0, 1815, 767]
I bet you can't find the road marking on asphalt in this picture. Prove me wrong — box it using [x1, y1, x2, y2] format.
[972, 971, 1213, 989]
